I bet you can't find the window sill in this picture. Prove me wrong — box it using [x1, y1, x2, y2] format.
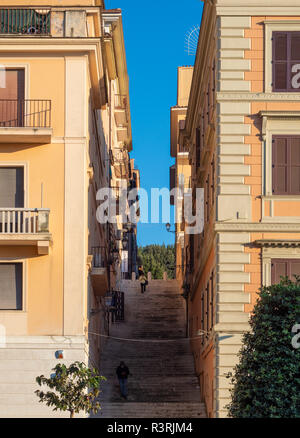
[263, 195, 300, 201]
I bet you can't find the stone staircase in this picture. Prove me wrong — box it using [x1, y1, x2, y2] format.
[94, 279, 207, 418]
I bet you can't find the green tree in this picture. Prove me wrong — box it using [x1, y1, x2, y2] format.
[138, 244, 175, 279]
[227, 277, 300, 418]
[35, 361, 106, 418]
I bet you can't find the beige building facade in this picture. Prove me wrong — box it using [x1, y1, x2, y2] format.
[0, 1, 135, 417]
[173, 0, 300, 418]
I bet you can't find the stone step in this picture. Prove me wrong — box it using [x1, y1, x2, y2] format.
[98, 279, 207, 418]
[95, 402, 207, 418]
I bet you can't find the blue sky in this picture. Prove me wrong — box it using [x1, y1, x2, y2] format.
[107, 0, 204, 247]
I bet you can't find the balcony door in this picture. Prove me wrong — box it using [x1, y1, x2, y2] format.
[0, 167, 24, 208]
[0, 68, 25, 127]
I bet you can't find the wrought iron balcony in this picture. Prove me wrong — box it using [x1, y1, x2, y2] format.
[0, 9, 51, 35]
[91, 246, 107, 268]
[0, 7, 100, 38]
[0, 99, 51, 128]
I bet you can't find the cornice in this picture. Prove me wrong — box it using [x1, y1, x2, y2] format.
[215, 222, 300, 233]
[216, 1, 300, 15]
[255, 240, 300, 248]
[217, 92, 300, 102]
[184, 1, 216, 139]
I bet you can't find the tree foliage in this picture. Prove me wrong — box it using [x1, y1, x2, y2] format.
[137, 244, 175, 279]
[35, 361, 106, 418]
[227, 277, 300, 418]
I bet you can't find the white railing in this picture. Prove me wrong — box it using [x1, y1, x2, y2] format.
[0, 208, 50, 234]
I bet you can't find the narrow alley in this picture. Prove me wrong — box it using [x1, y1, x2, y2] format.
[95, 279, 207, 418]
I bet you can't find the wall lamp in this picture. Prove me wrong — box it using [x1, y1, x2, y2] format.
[165, 222, 176, 234]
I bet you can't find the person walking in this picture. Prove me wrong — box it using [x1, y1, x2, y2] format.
[116, 361, 130, 399]
[138, 265, 148, 293]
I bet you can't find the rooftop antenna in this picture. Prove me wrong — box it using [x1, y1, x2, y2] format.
[185, 25, 200, 56]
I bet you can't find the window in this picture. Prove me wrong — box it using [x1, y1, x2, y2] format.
[200, 290, 204, 345]
[190, 234, 194, 271]
[206, 282, 210, 335]
[0, 68, 25, 127]
[271, 258, 300, 284]
[169, 165, 176, 205]
[272, 136, 300, 195]
[273, 32, 300, 92]
[196, 127, 201, 168]
[0, 166, 24, 208]
[210, 158, 215, 207]
[0, 263, 23, 310]
[205, 174, 210, 223]
[210, 272, 214, 328]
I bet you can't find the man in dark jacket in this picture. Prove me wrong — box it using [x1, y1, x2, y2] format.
[116, 361, 130, 399]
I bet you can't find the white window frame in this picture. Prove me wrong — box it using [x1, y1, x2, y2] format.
[261, 112, 300, 199]
[0, 259, 27, 312]
[0, 63, 29, 99]
[0, 162, 29, 208]
[264, 20, 300, 93]
[262, 247, 300, 287]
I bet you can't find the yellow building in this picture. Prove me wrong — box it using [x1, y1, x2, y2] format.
[0, 1, 134, 417]
[174, 0, 300, 418]
[170, 66, 193, 288]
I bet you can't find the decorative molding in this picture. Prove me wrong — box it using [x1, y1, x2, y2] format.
[216, 6, 300, 16]
[255, 239, 300, 248]
[260, 111, 300, 141]
[215, 222, 300, 232]
[217, 92, 300, 102]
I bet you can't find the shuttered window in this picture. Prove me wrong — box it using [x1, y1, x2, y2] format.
[0, 263, 23, 310]
[169, 165, 176, 205]
[210, 272, 214, 328]
[190, 234, 194, 271]
[206, 282, 210, 335]
[0, 167, 24, 207]
[200, 290, 204, 345]
[271, 258, 300, 284]
[196, 127, 201, 168]
[272, 136, 300, 195]
[205, 173, 210, 223]
[211, 158, 215, 207]
[273, 32, 300, 92]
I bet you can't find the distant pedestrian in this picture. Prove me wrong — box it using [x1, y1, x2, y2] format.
[138, 266, 148, 293]
[116, 361, 130, 399]
[138, 265, 144, 278]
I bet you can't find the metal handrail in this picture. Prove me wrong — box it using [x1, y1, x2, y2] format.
[91, 246, 107, 268]
[0, 8, 51, 35]
[0, 99, 51, 128]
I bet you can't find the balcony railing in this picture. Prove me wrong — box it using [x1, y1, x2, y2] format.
[0, 9, 51, 35]
[91, 246, 107, 268]
[179, 143, 189, 153]
[114, 94, 127, 110]
[0, 99, 51, 128]
[0, 208, 50, 234]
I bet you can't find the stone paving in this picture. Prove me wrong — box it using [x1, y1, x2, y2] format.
[94, 279, 207, 418]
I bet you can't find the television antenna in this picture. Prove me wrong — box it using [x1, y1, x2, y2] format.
[185, 25, 200, 56]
